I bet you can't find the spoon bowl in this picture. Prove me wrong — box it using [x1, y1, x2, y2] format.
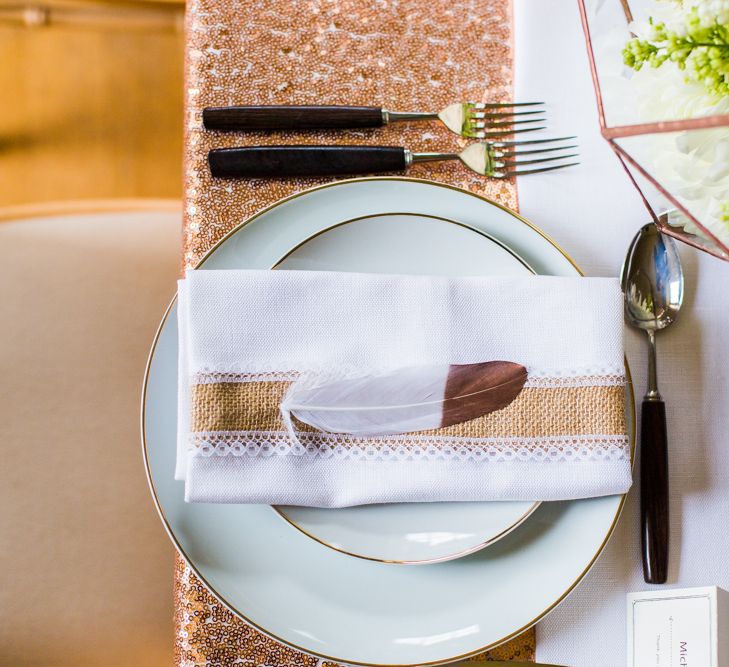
[621, 222, 684, 333]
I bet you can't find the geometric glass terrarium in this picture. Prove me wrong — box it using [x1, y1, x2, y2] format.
[578, 0, 729, 261]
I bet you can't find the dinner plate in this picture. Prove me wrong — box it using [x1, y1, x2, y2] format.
[143, 177, 634, 667]
[274, 212, 539, 564]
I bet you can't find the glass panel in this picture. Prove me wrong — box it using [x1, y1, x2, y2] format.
[615, 126, 729, 255]
[581, 0, 729, 126]
[581, 0, 638, 127]
[661, 211, 729, 261]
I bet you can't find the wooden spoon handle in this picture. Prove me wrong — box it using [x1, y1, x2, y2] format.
[202, 105, 385, 131]
[640, 398, 669, 584]
[208, 145, 407, 178]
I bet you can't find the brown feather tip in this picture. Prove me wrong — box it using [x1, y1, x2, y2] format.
[440, 361, 528, 428]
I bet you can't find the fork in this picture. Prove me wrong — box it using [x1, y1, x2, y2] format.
[202, 102, 546, 139]
[208, 137, 578, 179]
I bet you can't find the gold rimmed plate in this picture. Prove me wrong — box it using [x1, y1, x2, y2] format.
[271, 212, 540, 564]
[142, 177, 634, 667]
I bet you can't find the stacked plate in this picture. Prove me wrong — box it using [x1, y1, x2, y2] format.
[142, 178, 633, 666]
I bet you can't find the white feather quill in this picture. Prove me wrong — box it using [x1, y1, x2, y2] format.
[279, 361, 527, 438]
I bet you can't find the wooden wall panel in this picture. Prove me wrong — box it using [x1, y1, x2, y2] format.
[0, 2, 184, 205]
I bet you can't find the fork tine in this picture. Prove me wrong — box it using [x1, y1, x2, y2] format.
[500, 153, 579, 168]
[468, 101, 545, 107]
[475, 126, 547, 138]
[492, 135, 577, 146]
[500, 162, 580, 177]
[473, 118, 546, 127]
[498, 145, 579, 158]
[475, 110, 545, 118]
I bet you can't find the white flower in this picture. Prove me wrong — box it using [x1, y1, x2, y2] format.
[694, 0, 729, 27]
[629, 1, 686, 38]
[597, 0, 729, 248]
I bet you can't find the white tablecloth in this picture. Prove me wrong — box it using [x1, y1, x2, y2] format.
[514, 2, 729, 665]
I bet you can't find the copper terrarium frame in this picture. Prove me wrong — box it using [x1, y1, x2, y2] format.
[577, 0, 729, 261]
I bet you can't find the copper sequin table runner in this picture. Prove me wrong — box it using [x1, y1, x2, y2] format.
[178, 0, 534, 663]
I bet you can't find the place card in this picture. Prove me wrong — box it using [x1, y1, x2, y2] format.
[627, 586, 727, 667]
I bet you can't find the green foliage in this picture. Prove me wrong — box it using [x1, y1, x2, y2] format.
[623, 6, 729, 98]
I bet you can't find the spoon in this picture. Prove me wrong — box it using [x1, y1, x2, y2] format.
[620, 221, 684, 584]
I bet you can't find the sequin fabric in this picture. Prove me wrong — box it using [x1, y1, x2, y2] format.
[182, 0, 518, 268]
[179, 0, 533, 663]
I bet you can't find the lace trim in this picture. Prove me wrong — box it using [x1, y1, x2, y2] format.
[524, 374, 625, 388]
[193, 370, 300, 384]
[192, 369, 626, 388]
[194, 362, 626, 377]
[189, 431, 631, 462]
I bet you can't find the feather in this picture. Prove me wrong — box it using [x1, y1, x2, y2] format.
[279, 361, 527, 438]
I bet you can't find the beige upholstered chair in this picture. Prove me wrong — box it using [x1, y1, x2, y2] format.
[0, 200, 180, 666]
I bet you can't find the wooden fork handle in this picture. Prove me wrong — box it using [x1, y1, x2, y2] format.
[208, 145, 407, 178]
[202, 105, 385, 131]
[641, 398, 669, 584]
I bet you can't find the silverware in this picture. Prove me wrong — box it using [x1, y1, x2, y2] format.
[208, 137, 578, 179]
[202, 102, 546, 139]
[620, 220, 684, 584]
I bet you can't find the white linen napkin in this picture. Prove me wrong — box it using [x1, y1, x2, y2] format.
[176, 269, 631, 507]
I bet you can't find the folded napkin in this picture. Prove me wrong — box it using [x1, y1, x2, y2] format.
[176, 269, 631, 507]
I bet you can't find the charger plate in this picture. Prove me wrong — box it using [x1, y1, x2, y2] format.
[142, 177, 634, 667]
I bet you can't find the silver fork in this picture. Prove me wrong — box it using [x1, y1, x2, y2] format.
[410, 136, 579, 177]
[208, 137, 579, 179]
[202, 102, 546, 139]
[386, 101, 546, 139]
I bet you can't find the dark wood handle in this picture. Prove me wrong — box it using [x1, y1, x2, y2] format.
[640, 398, 669, 584]
[208, 145, 407, 178]
[202, 105, 385, 131]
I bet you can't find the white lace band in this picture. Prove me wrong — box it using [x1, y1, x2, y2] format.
[189, 431, 631, 463]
